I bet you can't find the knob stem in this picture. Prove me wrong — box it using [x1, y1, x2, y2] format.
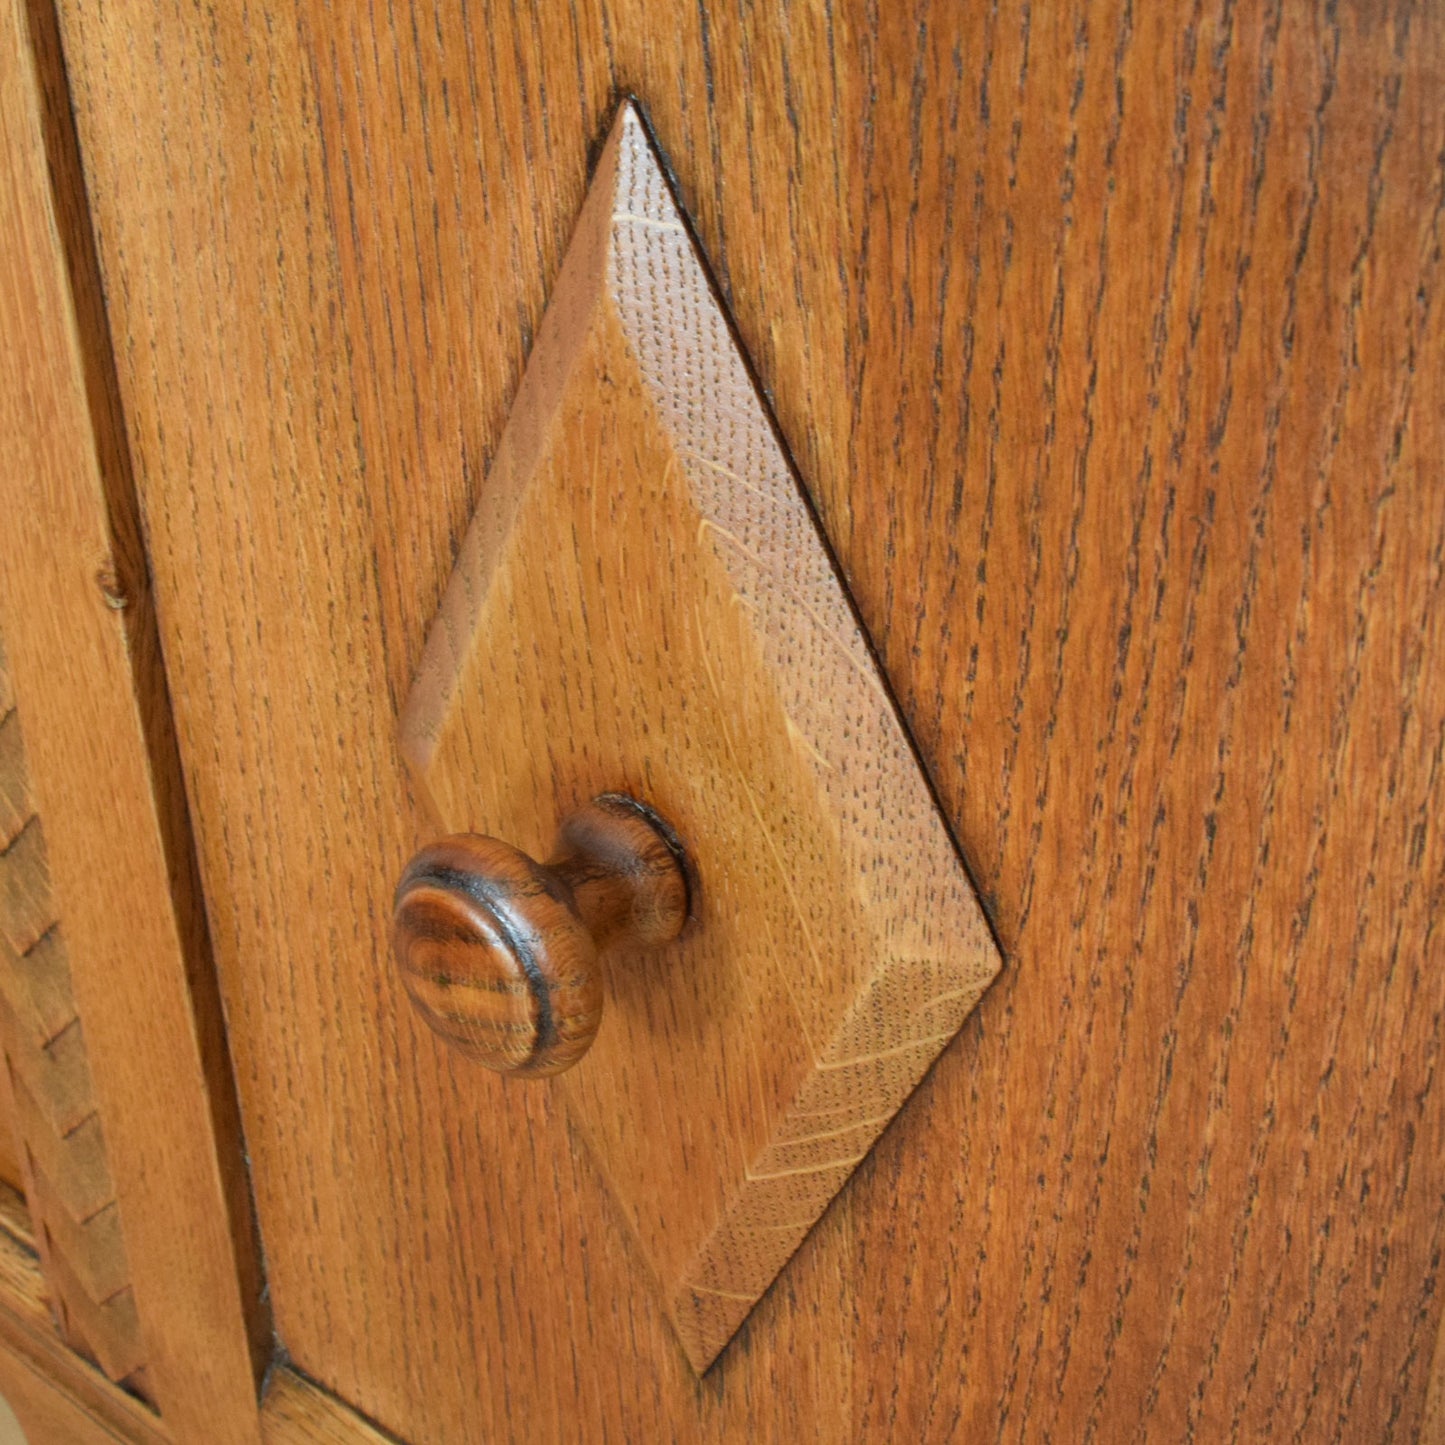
[551, 794, 691, 949]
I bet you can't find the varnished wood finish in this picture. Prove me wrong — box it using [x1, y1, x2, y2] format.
[0, 0, 267, 1436]
[47, 0, 1445, 1439]
[394, 796, 689, 1077]
[261, 1371, 398, 1445]
[398, 102, 1000, 1369]
[0, 1186, 167, 1444]
[0, 1119, 20, 1199]
[0, 654, 27, 1198]
[0, 637, 145, 1384]
[1428, 1320, 1445, 1445]
[0, 1346, 152, 1445]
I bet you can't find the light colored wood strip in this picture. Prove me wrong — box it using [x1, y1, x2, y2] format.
[0, 908, 22, 1188]
[0, 0, 267, 1435]
[0, 1343, 149, 1445]
[261, 1369, 399, 1445]
[0, 712, 30, 850]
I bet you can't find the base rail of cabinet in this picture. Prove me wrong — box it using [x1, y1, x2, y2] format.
[0, 1183, 165, 1443]
[0, 1179, 399, 1443]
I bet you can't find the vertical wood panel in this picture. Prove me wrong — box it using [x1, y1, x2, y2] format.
[0, 0, 268, 1436]
[48, 0, 1445, 1440]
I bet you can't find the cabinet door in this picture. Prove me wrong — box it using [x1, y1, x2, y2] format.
[50, 2, 1445, 1440]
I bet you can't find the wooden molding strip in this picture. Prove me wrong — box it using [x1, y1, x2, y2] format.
[0, 667, 147, 1384]
[261, 1370, 400, 1445]
[0, 0, 269, 1437]
[0, 1348, 149, 1445]
[0, 1184, 167, 1444]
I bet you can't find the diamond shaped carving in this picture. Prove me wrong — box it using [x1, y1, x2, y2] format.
[400, 101, 1001, 1370]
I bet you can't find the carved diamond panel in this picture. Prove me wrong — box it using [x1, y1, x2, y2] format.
[401, 102, 1001, 1370]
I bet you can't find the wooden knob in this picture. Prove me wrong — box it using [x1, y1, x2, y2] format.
[392, 794, 690, 1076]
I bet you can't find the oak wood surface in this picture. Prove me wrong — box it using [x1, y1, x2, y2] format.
[47, 0, 1445, 1440]
[397, 100, 999, 1369]
[260, 1371, 398, 1445]
[0, 0, 268, 1435]
[0, 1186, 167, 1445]
[0, 634, 148, 1385]
[0, 1346, 146, 1445]
[1428, 1318, 1445, 1445]
[0, 655, 26, 1199]
[0, 1122, 19, 1200]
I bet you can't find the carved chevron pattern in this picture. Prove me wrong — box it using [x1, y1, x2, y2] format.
[0, 639, 146, 1386]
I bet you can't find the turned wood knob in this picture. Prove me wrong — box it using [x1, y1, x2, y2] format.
[392, 794, 690, 1076]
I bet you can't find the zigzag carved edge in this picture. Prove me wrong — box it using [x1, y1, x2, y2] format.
[0, 638, 147, 1389]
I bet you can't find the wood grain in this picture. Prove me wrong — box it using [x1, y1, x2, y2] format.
[0, 654, 27, 1199]
[0, 0, 267, 1435]
[0, 1122, 20, 1200]
[0, 1345, 150, 1445]
[260, 1371, 398, 1445]
[47, 0, 1445, 1439]
[398, 101, 999, 1369]
[0, 1185, 167, 1445]
[1427, 1315, 1445, 1445]
[0, 652, 24, 1201]
[0, 635, 150, 1385]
